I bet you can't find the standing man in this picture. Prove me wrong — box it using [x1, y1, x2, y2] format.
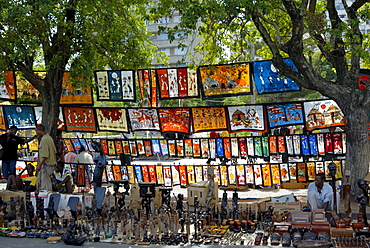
[0, 125, 37, 179]
[35, 125, 57, 191]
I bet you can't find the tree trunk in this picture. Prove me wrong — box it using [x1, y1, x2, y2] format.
[341, 104, 370, 195]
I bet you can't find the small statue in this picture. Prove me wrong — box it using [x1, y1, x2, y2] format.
[19, 197, 25, 220]
[357, 179, 369, 227]
[10, 196, 16, 217]
[92, 141, 107, 189]
[232, 187, 239, 219]
[176, 194, 184, 216]
[26, 201, 35, 225]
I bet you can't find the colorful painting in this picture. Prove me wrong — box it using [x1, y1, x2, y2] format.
[228, 165, 236, 185]
[303, 99, 345, 130]
[227, 105, 266, 133]
[95, 108, 128, 132]
[158, 108, 191, 133]
[15, 71, 44, 103]
[280, 163, 290, 182]
[271, 164, 281, 185]
[307, 162, 316, 181]
[0, 106, 7, 130]
[266, 102, 304, 128]
[262, 164, 272, 187]
[297, 163, 307, 182]
[3, 105, 36, 129]
[60, 72, 93, 105]
[163, 166, 172, 187]
[253, 59, 301, 94]
[128, 108, 160, 132]
[191, 107, 228, 132]
[198, 62, 251, 98]
[289, 163, 297, 180]
[137, 69, 152, 106]
[94, 70, 135, 101]
[63, 107, 97, 132]
[0, 71, 16, 101]
[236, 165, 245, 185]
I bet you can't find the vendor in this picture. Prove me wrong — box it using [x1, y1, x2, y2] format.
[51, 161, 73, 193]
[6, 163, 37, 192]
[306, 173, 333, 211]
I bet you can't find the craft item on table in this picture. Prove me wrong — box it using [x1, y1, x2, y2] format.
[107, 140, 116, 156]
[236, 165, 246, 186]
[198, 62, 251, 98]
[219, 165, 228, 187]
[176, 139, 184, 157]
[223, 138, 231, 159]
[308, 134, 318, 156]
[269, 136, 278, 155]
[159, 139, 169, 156]
[306, 162, 316, 181]
[280, 163, 290, 182]
[200, 139, 209, 158]
[300, 135, 310, 156]
[134, 166, 143, 183]
[238, 138, 247, 158]
[297, 163, 307, 182]
[192, 139, 201, 157]
[289, 163, 297, 180]
[228, 165, 236, 185]
[253, 164, 263, 185]
[185, 166, 195, 184]
[277, 136, 286, 154]
[271, 163, 281, 185]
[262, 164, 272, 187]
[179, 166, 187, 187]
[230, 138, 239, 157]
[254, 137, 263, 157]
[285, 135, 294, 155]
[184, 139, 193, 157]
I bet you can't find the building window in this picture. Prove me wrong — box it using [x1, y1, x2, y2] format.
[173, 15, 182, 23]
[157, 32, 169, 40]
[174, 47, 188, 55]
[156, 17, 170, 24]
[157, 48, 171, 55]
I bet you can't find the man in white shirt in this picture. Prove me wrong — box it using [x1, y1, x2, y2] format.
[306, 173, 333, 210]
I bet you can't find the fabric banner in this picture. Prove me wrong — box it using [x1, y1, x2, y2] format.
[4, 105, 36, 129]
[245, 164, 254, 185]
[95, 108, 129, 132]
[227, 105, 266, 133]
[198, 62, 251, 98]
[228, 165, 236, 185]
[289, 163, 297, 180]
[277, 136, 286, 154]
[219, 165, 228, 186]
[163, 166, 172, 187]
[158, 107, 191, 133]
[231, 138, 239, 157]
[107, 140, 116, 156]
[266, 102, 304, 128]
[223, 138, 231, 158]
[209, 139, 216, 159]
[151, 139, 161, 154]
[35, 106, 65, 130]
[176, 139, 184, 157]
[156, 165, 164, 184]
[262, 164, 272, 187]
[63, 107, 97, 132]
[150, 69, 157, 107]
[303, 99, 345, 130]
[159, 140, 169, 156]
[77, 164, 86, 187]
[64, 139, 74, 152]
[201, 139, 209, 158]
[172, 166, 180, 185]
[309, 134, 318, 156]
[194, 166, 203, 182]
[253, 59, 301, 94]
[95, 71, 110, 100]
[297, 163, 307, 182]
[184, 139, 193, 157]
[236, 165, 246, 186]
[100, 139, 109, 154]
[129, 140, 138, 157]
[128, 108, 160, 132]
[141, 166, 150, 182]
[271, 164, 281, 185]
[187, 166, 195, 184]
[192, 107, 228, 132]
[301, 135, 310, 156]
[285, 136, 294, 155]
[342, 133, 347, 154]
[127, 166, 135, 184]
[280, 163, 290, 182]
[269, 136, 278, 155]
[119, 140, 127, 155]
[136, 140, 145, 155]
[148, 165, 156, 183]
[333, 132, 343, 154]
[134, 165, 143, 183]
[315, 161, 325, 175]
[0, 107, 7, 130]
[306, 162, 316, 181]
[193, 139, 201, 157]
[112, 164, 122, 181]
[246, 137, 254, 157]
[60, 72, 94, 105]
[254, 137, 263, 157]
[168, 140, 176, 157]
[253, 164, 263, 185]
[144, 140, 153, 156]
[239, 138, 247, 158]
[293, 135, 301, 155]
[325, 133, 334, 154]
[0, 71, 16, 101]
[216, 138, 224, 157]
[179, 166, 187, 186]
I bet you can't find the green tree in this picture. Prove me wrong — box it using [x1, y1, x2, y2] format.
[0, 0, 163, 138]
[153, 0, 370, 193]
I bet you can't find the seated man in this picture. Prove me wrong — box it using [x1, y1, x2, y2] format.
[306, 173, 333, 211]
[6, 163, 37, 192]
[51, 161, 73, 193]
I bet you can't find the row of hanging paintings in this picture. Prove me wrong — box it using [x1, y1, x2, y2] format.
[1, 99, 345, 133]
[47, 160, 343, 187]
[26, 132, 346, 160]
